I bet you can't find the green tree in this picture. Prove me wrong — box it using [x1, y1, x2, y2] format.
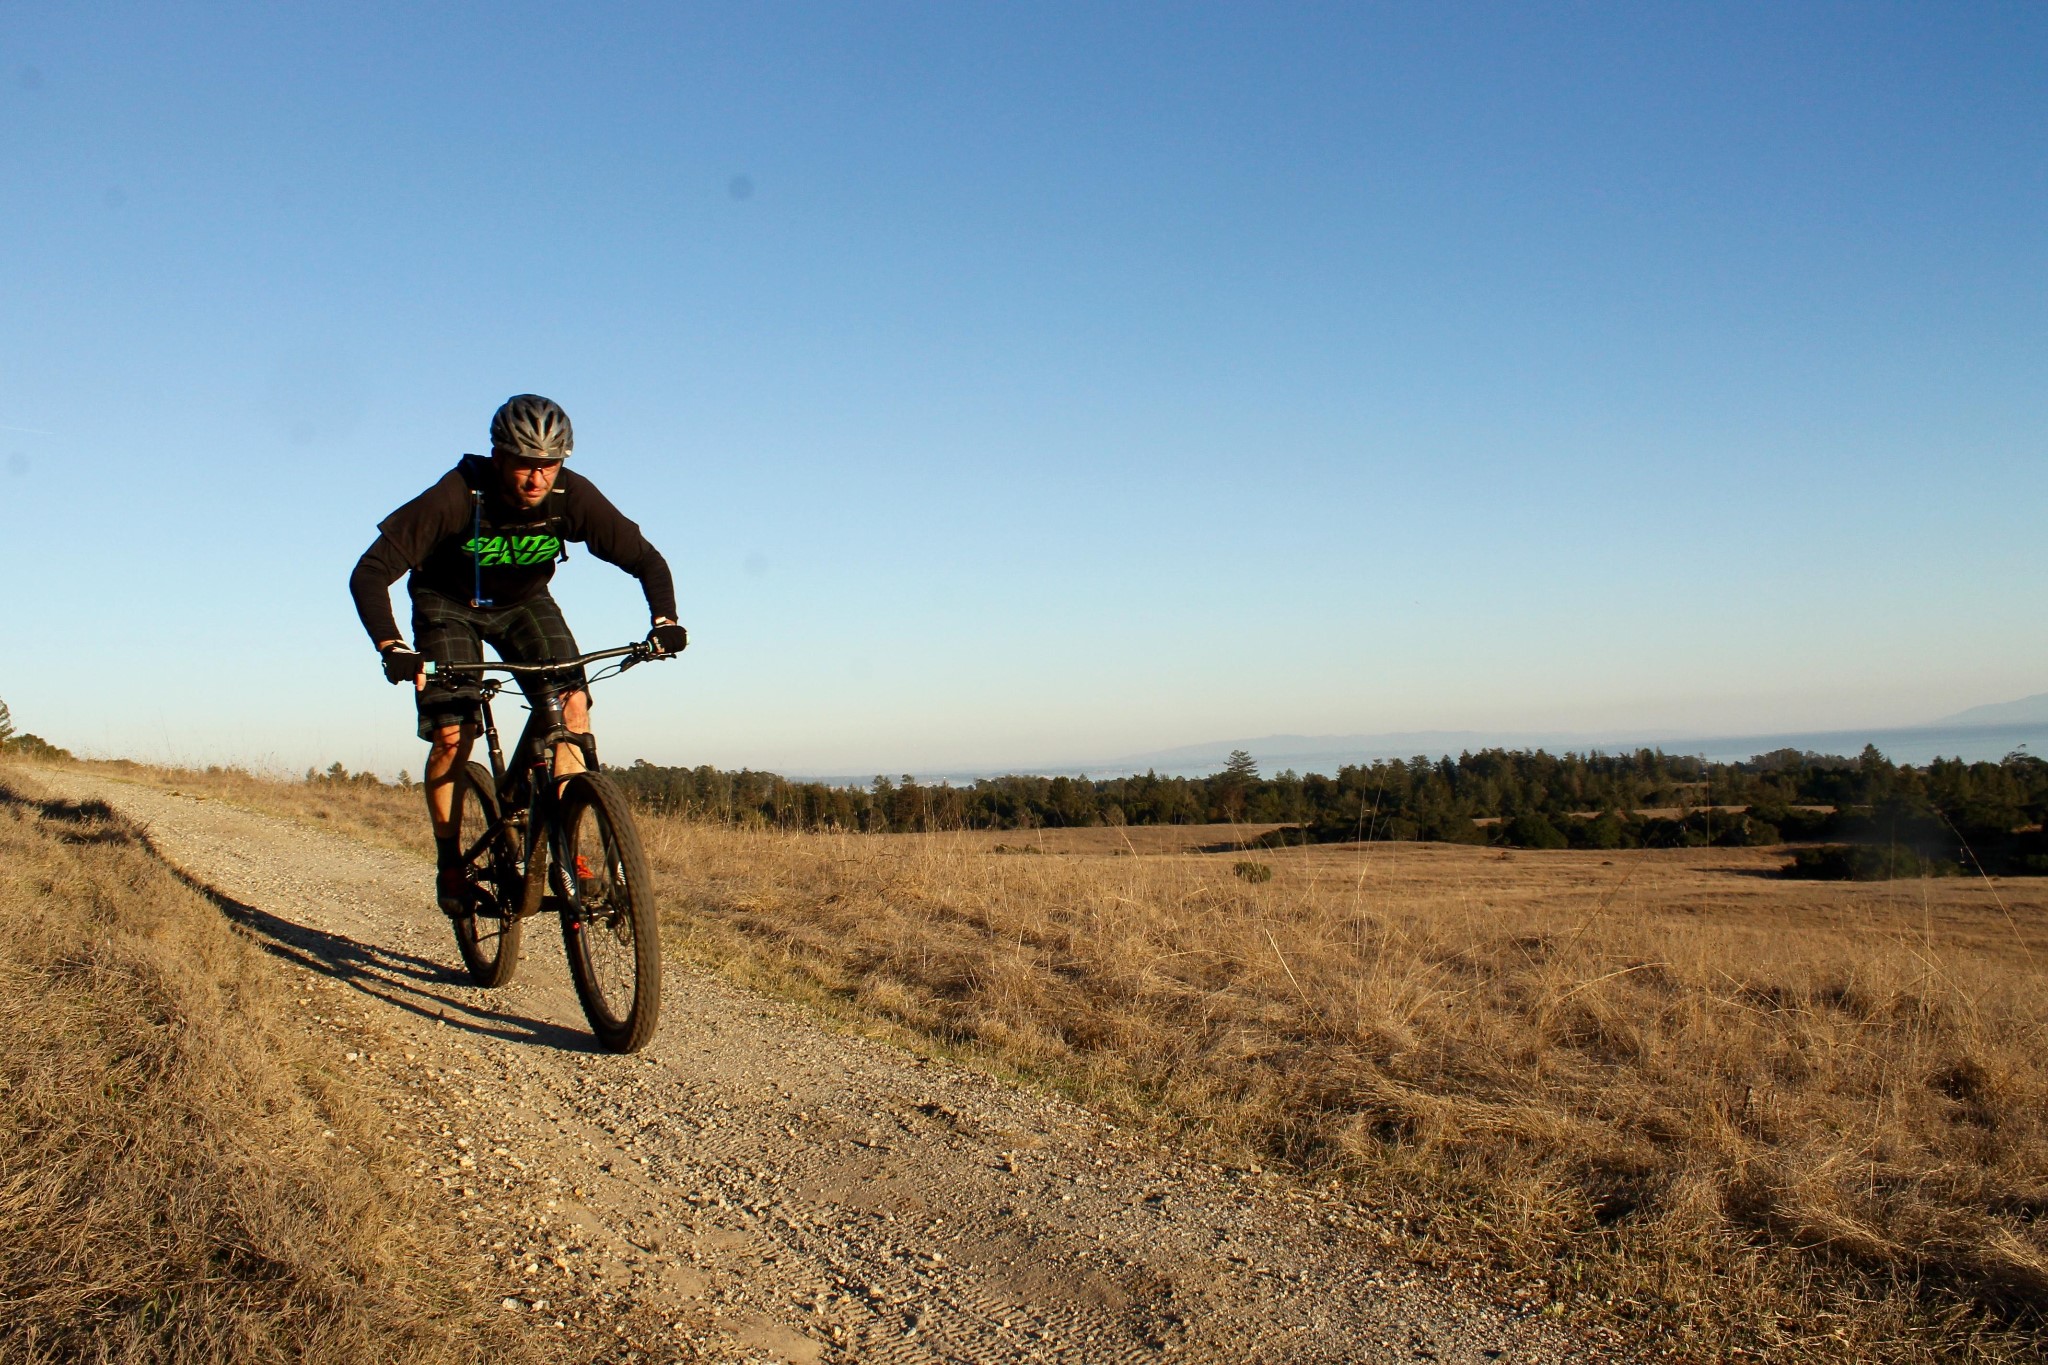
[1503, 811, 1568, 849]
[0, 698, 12, 744]
[1213, 749, 1259, 821]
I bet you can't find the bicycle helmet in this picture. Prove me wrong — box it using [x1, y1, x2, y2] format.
[489, 394, 574, 461]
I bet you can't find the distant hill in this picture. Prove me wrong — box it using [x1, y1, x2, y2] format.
[798, 709, 2048, 787]
[1092, 710, 2048, 781]
[1935, 694, 2048, 726]
[1100, 729, 1672, 777]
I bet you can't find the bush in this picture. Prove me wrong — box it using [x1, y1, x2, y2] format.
[1502, 812, 1568, 849]
[1953, 801, 2026, 845]
[1752, 804, 1835, 841]
[1378, 815, 1421, 842]
[1, 733, 72, 761]
[1832, 798, 1947, 849]
[306, 761, 385, 788]
[1417, 812, 1484, 844]
[1712, 814, 1781, 847]
[1570, 812, 1627, 850]
[1636, 816, 1708, 849]
[1783, 844, 1960, 881]
[1233, 860, 1273, 883]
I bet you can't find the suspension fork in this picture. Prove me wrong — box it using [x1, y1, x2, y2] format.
[477, 693, 509, 790]
[549, 813, 586, 925]
[513, 688, 567, 917]
[511, 684, 598, 920]
[516, 762, 555, 918]
[454, 695, 518, 871]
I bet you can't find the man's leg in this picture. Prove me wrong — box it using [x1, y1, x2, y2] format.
[489, 594, 591, 790]
[424, 720, 480, 915]
[413, 590, 489, 915]
[424, 721, 479, 838]
[555, 688, 591, 785]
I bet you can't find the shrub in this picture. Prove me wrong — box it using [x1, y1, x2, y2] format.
[1502, 812, 1568, 849]
[1783, 844, 1960, 880]
[1712, 814, 1781, 847]
[1, 733, 72, 761]
[1570, 812, 1627, 849]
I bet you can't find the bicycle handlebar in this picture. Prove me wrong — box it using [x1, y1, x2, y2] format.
[424, 642, 659, 679]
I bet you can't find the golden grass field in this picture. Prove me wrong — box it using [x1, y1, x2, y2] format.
[0, 769, 546, 1364]
[55, 759, 2048, 1362]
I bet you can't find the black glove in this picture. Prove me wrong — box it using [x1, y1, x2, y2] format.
[647, 622, 688, 657]
[381, 643, 423, 685]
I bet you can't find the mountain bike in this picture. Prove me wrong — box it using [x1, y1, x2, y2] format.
[428, 642, 671, 1053]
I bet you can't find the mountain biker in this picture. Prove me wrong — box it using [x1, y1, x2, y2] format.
[348, 394, 687, 916]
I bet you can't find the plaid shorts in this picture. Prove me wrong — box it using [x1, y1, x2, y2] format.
[410, 589, 588, 740]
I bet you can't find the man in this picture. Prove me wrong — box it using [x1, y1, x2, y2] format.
[349, 394, 686, 914]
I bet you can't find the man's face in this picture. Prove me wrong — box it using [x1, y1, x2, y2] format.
[496, 453, 563, 509]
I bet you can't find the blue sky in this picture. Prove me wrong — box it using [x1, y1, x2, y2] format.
[3, 3, 2042, 777]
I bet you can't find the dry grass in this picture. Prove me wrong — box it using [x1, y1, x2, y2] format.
[76, 757, 431, 856]
[638, 821, 2048, 1362]
[41, 758, 2048, 1360]
[0, 768, 534, 1365]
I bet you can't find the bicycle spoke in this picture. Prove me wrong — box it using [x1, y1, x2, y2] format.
[570, 804, 638, 1015]
[557, 772, 660, 1052]
[450, 764, 523, 987]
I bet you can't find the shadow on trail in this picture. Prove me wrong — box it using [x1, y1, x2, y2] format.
[0, 777, 598, 1051]
[165, 858, 601, 1054]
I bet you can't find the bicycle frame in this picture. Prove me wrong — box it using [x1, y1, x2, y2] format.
[429, 643, 653, 919]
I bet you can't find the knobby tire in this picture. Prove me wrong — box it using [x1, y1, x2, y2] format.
[451, 762, 523, 987]
[555, 771, 661, 1053]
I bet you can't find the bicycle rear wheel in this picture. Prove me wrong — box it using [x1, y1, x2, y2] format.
[451, 762, 523, 987]
[555, 772, 661, 1052]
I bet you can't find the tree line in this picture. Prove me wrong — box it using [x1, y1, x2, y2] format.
[0, 699, 69, 761]
[607, 743, 2048, 874]
[10, 681, 2037, 879]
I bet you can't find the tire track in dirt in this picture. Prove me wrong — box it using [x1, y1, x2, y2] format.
[31, 767, 1600, 1364]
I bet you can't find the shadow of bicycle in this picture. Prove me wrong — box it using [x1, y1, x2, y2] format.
[0, 777, 596, 1052]
[163, 859, 601, 1054]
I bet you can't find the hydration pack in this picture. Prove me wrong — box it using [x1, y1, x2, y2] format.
[457, 453, 568, 605]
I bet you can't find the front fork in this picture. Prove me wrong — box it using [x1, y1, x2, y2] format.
[514, 769, 590, 925]
[511, 689, 600, 922]
[515, 767, 556, 920]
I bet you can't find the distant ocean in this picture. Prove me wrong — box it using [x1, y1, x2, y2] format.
[1215, 723, 2048, 776]
[1656, 723, 2048, 767]
[807, 723, 2048, 787]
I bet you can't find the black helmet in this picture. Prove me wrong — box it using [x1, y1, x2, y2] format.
[490, 394, 574, 461]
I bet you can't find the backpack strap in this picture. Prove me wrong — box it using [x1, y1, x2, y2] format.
[546, 484, 569, 563]
[468, 475, 492, 608]
[456, 454, 569, 577]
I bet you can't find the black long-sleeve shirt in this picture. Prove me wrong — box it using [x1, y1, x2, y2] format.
[349, 457, 677, 645]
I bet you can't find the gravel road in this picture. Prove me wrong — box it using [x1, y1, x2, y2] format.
[33, 767, 1601, 1365]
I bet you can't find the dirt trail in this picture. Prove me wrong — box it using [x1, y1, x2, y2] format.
[33, 767, 1596, 1365]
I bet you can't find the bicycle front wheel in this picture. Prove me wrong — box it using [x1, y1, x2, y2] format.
[451, 761, 523, 987]
[555, 772, 661, 1052]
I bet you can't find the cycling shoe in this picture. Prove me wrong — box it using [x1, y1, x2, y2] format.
[436, 863, 469, 918]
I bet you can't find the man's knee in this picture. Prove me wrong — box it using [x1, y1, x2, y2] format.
[562, 689, 591, 732]
[428, 723, 477, 762]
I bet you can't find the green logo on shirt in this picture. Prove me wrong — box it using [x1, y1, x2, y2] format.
[465, 534, 561, 567]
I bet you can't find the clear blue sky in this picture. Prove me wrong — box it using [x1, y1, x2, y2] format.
[3, 3, 2042, 777]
